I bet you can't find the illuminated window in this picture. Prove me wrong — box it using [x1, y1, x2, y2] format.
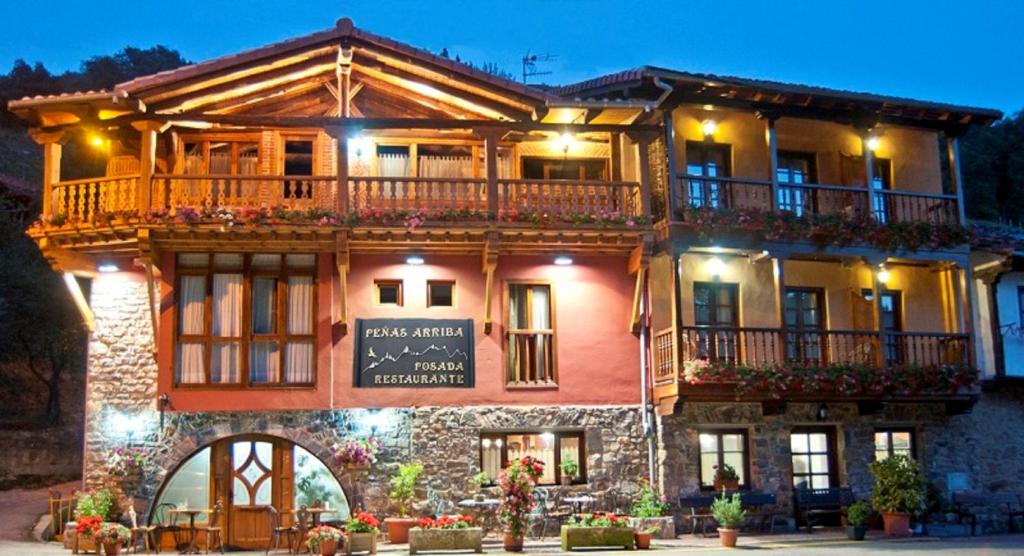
[479, 431, 585, 485]
[375, 280, 403, 306]
[506, 283, 556, 385]
[874, 429, 915, 460]
[791, 428, 835, 489]
[428, 280, 455, 307]
[698, 431, 748, 489]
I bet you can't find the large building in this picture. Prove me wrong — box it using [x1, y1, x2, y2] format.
[8, 17, 1022, 546]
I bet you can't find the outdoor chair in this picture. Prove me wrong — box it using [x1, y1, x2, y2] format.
[151, 502, 183, 552]
[194, 500, 224, 554]
[265, 505, 298, 555]
[426, 487, 453, 517]
[127, 505, 154, 554]
[545, 491, 574, 531]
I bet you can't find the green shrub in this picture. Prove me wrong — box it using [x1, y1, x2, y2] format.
[711, 492, 746, 529]
[389, 462, 424, 517]
[630, 479, 669, 518]
[559, 458, 580, 479]
[869, 455, 926, 515]
[846, 500, 872, 526]
[75, 489, 119, 521]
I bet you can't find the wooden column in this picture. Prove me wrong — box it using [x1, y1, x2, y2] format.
[861, 131, 878, 220]
[947, 135, 968, 225]
[29, 129, 66, 217]
[869, 261, 886, 367]
[773, 256, 788, 334]
[475, 129, 508, 217]
[335, 234, 350, 335]
[628, 132, 654, 219]
[662, 112, 680, 219]
[610, 132, 623, 181]
[765, 116, 780, 211]
[333, 129, 349, 213]
[482, 234, 499, 335]
[957, 264, 977, 368]
[132, 121, 165, 211]
[337, 45, 353, 118]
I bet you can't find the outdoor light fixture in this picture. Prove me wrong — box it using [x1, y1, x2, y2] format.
[866, 136, 881, 152]
[88, 134, 105, 148]
[348, 136, 371, 158]
[705, 257, 725, 277]
[554, 256, 573, 266]
[701, 119, 718, 137]
[877, 266, 891, 285]
[558, 132, 574, 154]
[406, 255, 425, 265]
[816, 404, 829, 422]
[541, 432, 555, 445]
[97, 262, 119, 273]
[481, 438, 492, 448]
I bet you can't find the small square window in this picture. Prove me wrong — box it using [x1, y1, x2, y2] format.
[428, 281, 455, 307]
[375, 280, 403, 306]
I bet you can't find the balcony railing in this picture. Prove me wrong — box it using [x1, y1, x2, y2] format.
[507, 329, 555, 386]
[154, 174, 336, 211]
[50, 175, 139, 222]
[675, 175, 961, 224]
[499, 179, 641, 216]
[675, 325, 969, 368]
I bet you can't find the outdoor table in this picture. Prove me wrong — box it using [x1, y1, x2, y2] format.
[562, 495, 596, 515]
[457, 498, 501, 535]
[292, 507, 332, 526]
[167, 508, 211, 554]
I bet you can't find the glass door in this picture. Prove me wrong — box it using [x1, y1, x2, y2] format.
[785, 288, 826, 364]
[685, 142, 731, 208]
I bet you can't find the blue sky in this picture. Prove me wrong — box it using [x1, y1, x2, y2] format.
[4, 0, 1022, 114]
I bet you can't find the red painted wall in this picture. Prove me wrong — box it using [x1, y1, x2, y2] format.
[157, 252, 641, 411]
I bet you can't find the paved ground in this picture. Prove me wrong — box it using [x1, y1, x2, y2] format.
[0, 481, 78, 542]
[2, 533, 1024, 555]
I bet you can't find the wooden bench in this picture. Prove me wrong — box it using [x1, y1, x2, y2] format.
[740, 492, 786, 533]
[793, 487, 854, 533]
[953, 492, 1024, 535]
[678, 495, 716, 537]
[679, 491, 784, 536]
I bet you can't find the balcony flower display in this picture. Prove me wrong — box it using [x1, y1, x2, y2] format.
[681, 359, 979, 398]
[497, 455, 544, 551]
[306, 525, 344, 556]
[416, 515, 475, 529]
[409, 515, 482, 554]
[330, 437, 382, 469]
[106, 445, 151, 488]
[562, 513, 634, 551]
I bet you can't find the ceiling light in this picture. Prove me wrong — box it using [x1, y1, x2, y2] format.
[97, 263, 119, 273]
[554, 256, 573, 266]
[877, 266, 890, 284]
[406, 256, 424, 265]
[866, 136, 881, 151]
[701, 119, 718, 136]
[558, 132, 574, 154]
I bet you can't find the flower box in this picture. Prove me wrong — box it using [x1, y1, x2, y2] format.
[560, 526, 635, 551]
[408, 527, 483, 554]
[628, 516, 676, 539]
[346, 532, 378, 555]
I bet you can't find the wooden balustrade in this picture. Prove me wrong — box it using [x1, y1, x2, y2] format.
[348, 176, 488, 212]
[153, 174, 336, 211]
[676, 175, 772, 212]
[507, 330, 555, 386]
[653, 327, 677, 385]
[50, 175, 138, 221]
[675, 326, 968, 368]
[777, 183, 871, 219]
[875, 190, 960, 225]
[499, 179, 642, 216]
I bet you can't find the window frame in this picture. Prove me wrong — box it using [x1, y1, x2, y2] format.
[427, 280, 456, 308]
[504, 280, 558, 387]
[790, 426, 838, 490]
[874, 428, 916, 461]
[776, 150, 819, 185]
[179, 134, 262, 175]
[697, 429, 751, 491]
[479, 430, 587, 486]
[173, 253, 318, 389]
[519, 156, 609, 180]
[374, 280, 404, 307]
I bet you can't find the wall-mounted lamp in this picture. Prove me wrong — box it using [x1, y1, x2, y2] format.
[554, 256, 574, 266]
[406, 255, 425, 265]
[705, 257, 725, 277]
[348, 136, 372, 158]
[816, 403, 829, 422]
[540, 432, 555, 445]
[866, 136, 881, 152]
[877, 266, 890, 285]
[97, 262, 119, 273]
[701, 119, 718, 137]
[558, 132, 574, 155]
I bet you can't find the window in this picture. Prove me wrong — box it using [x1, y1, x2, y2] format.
[506, 283, 556, 385]
[183, 140, 259, 175]
[692, 282, 739, 362]
[521, 158, 607, 180]
[698, 431, 748, 489]
[428, 280, 455, 307]
[175, 253, 316, 386]
[862, 289, 904, 363]
[790, 428, 836, 489]
[284, 139, 315, 199]
[777, 151, 817, 216]
[685, 141, 731, 208]
[874, 429, 915, 461]
[480, 431, 585, 485]
[871, 157, 893, 222]
[784, 288, 826, 365]
[375, 280, 403, 306]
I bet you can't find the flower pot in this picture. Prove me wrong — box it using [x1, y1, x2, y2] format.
[882, 512, 912, 537]
[635, 532, 652, 549]
[713, 479, 739, 491]
[627, 517, 675, 540]
[346, 532, 378, 555]
[718, 528, 738, 548]
[408, 527, 483, 554]
[561, 475, 573, 487]
[345, 462, 370, 472]
[103, 541, 122, 555]
[384, 517, 417, 544]
[560, 526, 635, 551]
[503, 532, 524, 552]
[318, 537, 340, 556]
[847, 525, 868, 541]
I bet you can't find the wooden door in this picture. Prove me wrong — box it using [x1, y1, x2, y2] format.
[215, 437, 294, 549]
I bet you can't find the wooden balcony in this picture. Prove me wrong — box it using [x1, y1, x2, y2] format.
[674, 175, 961, 225]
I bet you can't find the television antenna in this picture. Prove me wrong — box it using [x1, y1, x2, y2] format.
[522, 52, 557, 84]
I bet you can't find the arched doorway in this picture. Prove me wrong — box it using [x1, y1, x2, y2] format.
[153, 434, 349, 550]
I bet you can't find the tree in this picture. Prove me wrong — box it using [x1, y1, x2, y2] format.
[960, 110, 1024, 224]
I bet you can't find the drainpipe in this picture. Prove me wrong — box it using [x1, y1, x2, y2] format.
[638, 269, 657, 485]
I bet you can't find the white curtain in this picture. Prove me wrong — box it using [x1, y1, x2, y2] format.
[285, 276, 314, 383]
[531, 286, 551, 381]
[177, 276, 207, 384]
[497, 152, 514, 179]
[250, 343, 279, 384]
[419, 156, 472, 178]
[377, 153, 410, 177]
[211, 273, 242, 383]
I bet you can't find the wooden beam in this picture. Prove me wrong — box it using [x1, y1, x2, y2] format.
[139, 257, 160, 359]
[335, 234, 350, 334]
[29, 129, 66, 217]
[132, 121, 166, 211]
[482, 234, 499, 334]
[62, 272, 96, 333]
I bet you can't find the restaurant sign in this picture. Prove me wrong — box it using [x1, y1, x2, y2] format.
[353, 318, 475, 388]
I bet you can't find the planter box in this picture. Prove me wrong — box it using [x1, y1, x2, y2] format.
[65, 528, 98, 554]
[408, 528, 483, 554]
[560, 526, 635, 551]
[628, 517, 675, 539]
[346, 532, 378, 555]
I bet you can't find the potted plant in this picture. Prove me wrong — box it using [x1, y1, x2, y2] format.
[408, 515, 482, 554]
[106, 445, 150, 493]
[869, 455, 925, 537]
[561, 513, 634, 551]
[498, 456, 544, 552]
[628, 479, 674, 539]
[71, 489, 120, 553]
[846, 500, 872, 541]
[469, 472, 490, 501]
[712, 463, 740, 491]
[634, 526, 659, 550]
[559, 458, 580, 486]
[386, 462, 424, 544]
[344, 512, 380, 555]
[332, 437, 382, 470]
[711, 492, 746, 548]
[307, 525, 344, 556]
[94, 522, 130, 555]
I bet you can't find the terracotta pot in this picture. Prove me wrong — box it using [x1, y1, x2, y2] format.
[561, 475, 573, 487]
[635, 532, 652, 549]
[384, 517, 417, 544]
[345, 462, 370, 471]
[718, 528, 738, 548]
[318, 537, 340, 556]
[882, 512, 912, 537]
[503, 532, 524, 552]
[713, 479, 740, 491]
[102, 541, 122, 555]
